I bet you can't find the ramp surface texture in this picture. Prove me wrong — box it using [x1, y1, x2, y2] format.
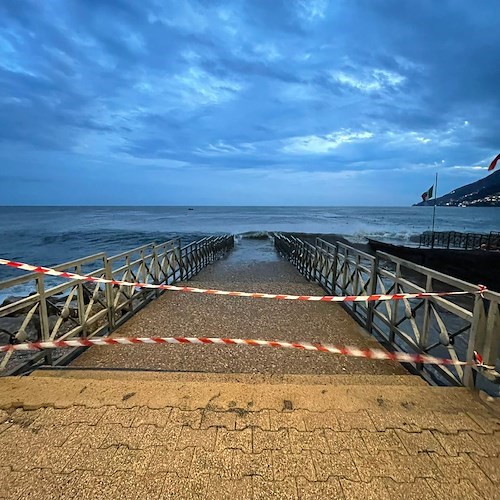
[71, 239, 410, 376]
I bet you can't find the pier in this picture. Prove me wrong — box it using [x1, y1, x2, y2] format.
[0, 236, 499, 498]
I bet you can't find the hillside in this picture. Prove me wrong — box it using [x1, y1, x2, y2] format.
[414, 170, 500, 207]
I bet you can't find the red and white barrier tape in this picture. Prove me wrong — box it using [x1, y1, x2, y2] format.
[0, 258, 487, 303]
[0, 335, 491, 367]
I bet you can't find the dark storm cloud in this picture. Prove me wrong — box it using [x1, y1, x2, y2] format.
[0, 0, 499, 204]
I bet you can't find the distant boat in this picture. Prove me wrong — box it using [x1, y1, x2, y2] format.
[188, 208, 194, 211]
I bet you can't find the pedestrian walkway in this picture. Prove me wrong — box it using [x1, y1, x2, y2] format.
[70, 238, 410, 376]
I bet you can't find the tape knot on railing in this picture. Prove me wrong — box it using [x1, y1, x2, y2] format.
[473, 350, 495, 370]
[477, 284, 488, 298]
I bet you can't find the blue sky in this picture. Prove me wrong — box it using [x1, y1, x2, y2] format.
[0, 0, 499, 205]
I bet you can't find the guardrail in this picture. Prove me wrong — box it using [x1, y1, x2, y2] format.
[275, 233, 500, 388]
[0, 235, 234, 374]
[419, 230, 500, 250]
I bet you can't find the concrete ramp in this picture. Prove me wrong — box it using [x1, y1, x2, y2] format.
[69, 239, 411, 377]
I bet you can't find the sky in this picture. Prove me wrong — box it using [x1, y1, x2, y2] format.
[0, 0, 499, 206]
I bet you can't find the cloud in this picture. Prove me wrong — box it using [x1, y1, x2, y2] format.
[195, 141, 255, 156]
[174, 67, 243, 107]
[333, 69, 406, 93]
[282, 130, 374, 155]
[0, 0, 499, 204]
[295, 0, 330, 21]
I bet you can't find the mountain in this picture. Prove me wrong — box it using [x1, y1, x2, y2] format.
[414, 170, 500, 207]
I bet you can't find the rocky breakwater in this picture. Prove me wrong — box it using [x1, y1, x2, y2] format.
[0, 285, 104, 346]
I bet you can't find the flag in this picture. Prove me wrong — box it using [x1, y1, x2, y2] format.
[421, 185, 433, 202]
[488, 153, 500, 171]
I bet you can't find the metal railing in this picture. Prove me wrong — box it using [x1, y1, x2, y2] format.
[275, 233, 500, 388]
[419, 231, 500, 250]
[0, 235, 234, 374]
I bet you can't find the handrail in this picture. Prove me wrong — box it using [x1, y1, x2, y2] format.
[0, 252, 107, 289]
[0, 234, 234, 374]
[419, 230, 500, 250]
[274, 232, 500, 389]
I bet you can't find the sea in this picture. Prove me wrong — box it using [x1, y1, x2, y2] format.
[0, 206, 499, 297]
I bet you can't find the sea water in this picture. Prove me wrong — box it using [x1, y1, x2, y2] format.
[0, 206, 498, 293]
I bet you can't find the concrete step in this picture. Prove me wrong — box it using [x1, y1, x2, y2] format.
[31, 370, 427, 386]
[1, 373, 497, 417]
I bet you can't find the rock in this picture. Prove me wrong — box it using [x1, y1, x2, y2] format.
[0, 296, 34, 316]
[47, 296, 68, 315]
[34, 315, 60, 337]
[1, 296, 26, 307]
[0, 316, 39, 342]
[0, 331, 11, 345]
[48, 315, 59, 331]
[48, 298, 79, 318]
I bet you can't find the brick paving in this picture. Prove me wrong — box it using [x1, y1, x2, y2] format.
[0, 373, 498, 499]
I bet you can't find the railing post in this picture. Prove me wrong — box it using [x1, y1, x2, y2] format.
[352, 254, 361, 316]
[124, 254, 133, 314]
[465, 294, 488, 388]
[420, 275, 432, 351]
[76, 263, 87, 338]
[341, 247, 348, 294]
[195, 243, 201, 274]
[306, 245, 312, 280]
[313, 247, 319, 283]
[189, 244, 195, 278]
[176, 242, 184, 282]
[366, 255, 378, 333]
[104, 257, 116, 332]
[415, 274, 434, 375]
[389, 263, 401, 343]
[200, 242, 204, 272]
[152, 245, 160, 284]
[151, 246, 161, 296]
[36, 275, 52, 365]
[483, 301, 500, 369]
[331, 244, 339, 295]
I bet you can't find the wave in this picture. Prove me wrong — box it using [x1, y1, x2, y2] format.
[235, 231, 273, 241]
[346, 230, 420, 244]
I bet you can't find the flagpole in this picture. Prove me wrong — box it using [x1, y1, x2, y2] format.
[431, 172, 438, 243]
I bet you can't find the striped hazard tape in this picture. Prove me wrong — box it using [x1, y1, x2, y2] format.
[0, 335, 491, 367]
[0, 258, 488, 303]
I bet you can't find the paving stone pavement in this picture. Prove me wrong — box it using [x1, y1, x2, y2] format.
[0, 373, 498, 499]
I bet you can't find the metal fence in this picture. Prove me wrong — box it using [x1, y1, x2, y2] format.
[275, 233, 500, 388]
[0, 235, 234, 374]
[419, 231, 500, 250]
